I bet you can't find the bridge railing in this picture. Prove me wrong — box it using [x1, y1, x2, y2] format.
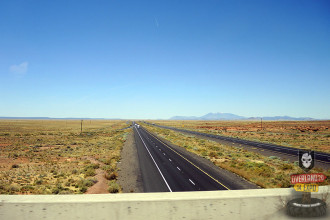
[0, 186, 329, 220]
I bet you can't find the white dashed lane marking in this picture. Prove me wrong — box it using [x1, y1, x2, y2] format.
[189, 179, 195, 185]
[177, 167, 181, 171]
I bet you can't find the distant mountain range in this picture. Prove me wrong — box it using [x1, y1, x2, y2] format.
[0, 114, 318, 121]
[169, 113, 315, 121]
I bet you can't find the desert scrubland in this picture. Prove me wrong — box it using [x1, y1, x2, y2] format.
[0, 120, 129, 194]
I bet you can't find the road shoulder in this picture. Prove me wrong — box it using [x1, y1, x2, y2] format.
[117, 129, 144, 193]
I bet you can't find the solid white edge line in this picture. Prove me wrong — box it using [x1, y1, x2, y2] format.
[135, 127, 172, 192]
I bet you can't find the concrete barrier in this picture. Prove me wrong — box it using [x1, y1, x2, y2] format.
[0, 186, 329, 220]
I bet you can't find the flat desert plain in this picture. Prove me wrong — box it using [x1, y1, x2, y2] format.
[0, 120, 129, 194]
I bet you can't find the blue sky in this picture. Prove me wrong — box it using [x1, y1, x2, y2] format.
[1, 0, 329, 119]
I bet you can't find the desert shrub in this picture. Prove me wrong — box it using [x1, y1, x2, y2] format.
[34, 187, 51, 194]
[0, 183, 6, 191]
[85, 164, 99, 170]
[108, 181, 120, 193]
[274, 174, 291, 187]
[255, 164, 274, 177]
[93, 164, 100, 169]
[59, 189, 72, 194]
[244, 161, 256, 169]
[21, 185, 35, 192]
[103, 158, 112, 165]
[80, 186, 88, 193]
[83, 164, 99, 177]
[35, 179, 43, 185]
[208, 151, 217, 158]
[98, 158, 107, 164]
[269, 156, 280, 160]
[0, 133, 10, 136]
[84, 168, 96, 177]
[102, 165, 115, 172]
[52, 188, 60, 194]
[105, 171, 118, 180]
[8, 184, 20, 193]
[210, 145, 220, 151]
[75, 178, 97, 190]
[11, 164, 19, 168]
[111, 155, 120, 161]
[280, 163, 294, 170]
[201, 150, 208, 157]
[11, 153, 19, 158]
[52, 183, 65, 194]
[244, 152, 254, 158]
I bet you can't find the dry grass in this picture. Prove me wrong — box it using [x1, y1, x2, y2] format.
[142, 123, 330, 188]
[150, 120, 330, 153]
[0, 120, 130, 194]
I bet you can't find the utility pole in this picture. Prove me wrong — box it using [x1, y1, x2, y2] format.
[261, 118, 263, 130]
[81, 120, 83, 135]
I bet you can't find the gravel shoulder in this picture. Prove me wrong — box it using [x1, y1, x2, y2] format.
[117, 129, 144, 193]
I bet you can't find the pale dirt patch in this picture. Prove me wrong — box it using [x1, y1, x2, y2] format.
[83, 156, 109, 194]
[85, 168, 109, 194]
[211, 158, 227, 163]
[0, 157, 33, 171]
[250, 159, 265, 163]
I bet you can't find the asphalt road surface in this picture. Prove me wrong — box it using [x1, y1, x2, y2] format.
[146, 123, 330, 170]
[133, 124, 258, 192]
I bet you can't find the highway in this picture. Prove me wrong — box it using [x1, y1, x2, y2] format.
[133, 123, 258, 192]
[145, 122, 330, 169]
